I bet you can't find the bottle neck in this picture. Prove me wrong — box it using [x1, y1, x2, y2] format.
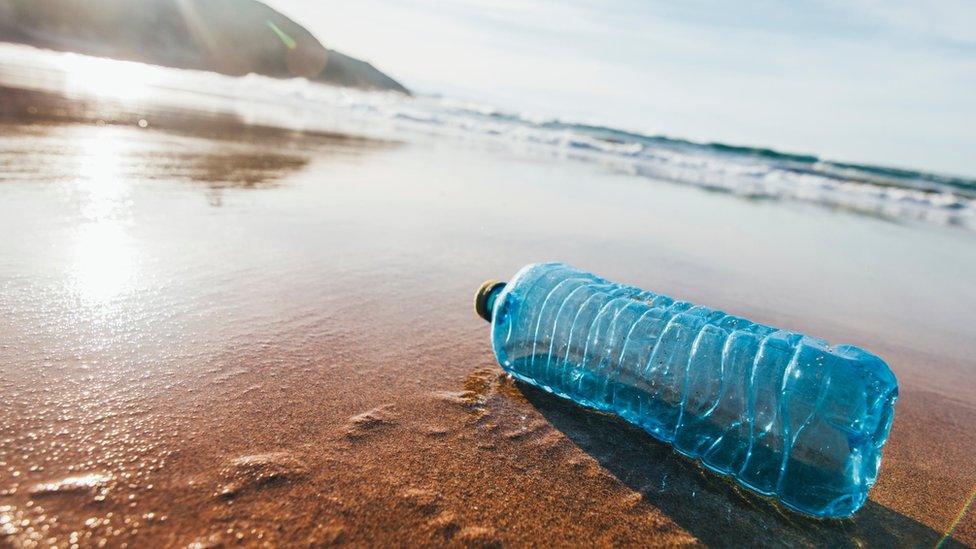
[475, 280, 507, 322]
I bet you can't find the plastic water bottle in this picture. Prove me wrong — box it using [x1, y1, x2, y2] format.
[474, 263, 897, 518]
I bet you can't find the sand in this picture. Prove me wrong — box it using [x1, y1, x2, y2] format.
[0, 86, 974, 548]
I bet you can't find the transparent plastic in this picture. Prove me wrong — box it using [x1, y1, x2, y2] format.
[483, 263, 898, 518]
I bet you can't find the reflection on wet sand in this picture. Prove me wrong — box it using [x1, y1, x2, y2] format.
[1, 86, 394, 208]
[0, 86, 400, 547]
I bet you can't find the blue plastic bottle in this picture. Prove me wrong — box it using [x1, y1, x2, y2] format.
[475, 263, 897, 518]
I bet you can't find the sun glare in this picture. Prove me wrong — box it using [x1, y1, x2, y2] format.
[70, 129, 138, 304]
[72, 221, 134, 304]
[60, 53, 154, 102]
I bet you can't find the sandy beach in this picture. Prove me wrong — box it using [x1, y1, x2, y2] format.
[1, 76, 975, 547]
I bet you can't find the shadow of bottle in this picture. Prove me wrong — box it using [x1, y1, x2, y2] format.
[514, 380, 960, 548]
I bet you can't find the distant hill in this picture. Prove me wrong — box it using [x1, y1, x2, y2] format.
[0, 0, 409, 93]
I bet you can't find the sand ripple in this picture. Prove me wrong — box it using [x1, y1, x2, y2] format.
[345, 405, 398, 439]
[216, 451, 307, 499]
[29, 472, 113, 498]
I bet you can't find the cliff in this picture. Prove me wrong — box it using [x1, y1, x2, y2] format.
[0, 0, 409, 93]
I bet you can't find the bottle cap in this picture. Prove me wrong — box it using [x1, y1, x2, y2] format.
[475, 280, 506, 322]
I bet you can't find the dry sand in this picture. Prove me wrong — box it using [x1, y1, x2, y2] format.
[0, 88, 974, 548]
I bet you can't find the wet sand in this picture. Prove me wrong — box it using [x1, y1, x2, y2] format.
[1, 89, 975, 548]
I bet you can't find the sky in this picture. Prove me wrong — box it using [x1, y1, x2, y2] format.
[265, 0, 975, 176]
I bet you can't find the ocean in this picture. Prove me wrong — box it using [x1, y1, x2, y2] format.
[2, 42, 974, 231]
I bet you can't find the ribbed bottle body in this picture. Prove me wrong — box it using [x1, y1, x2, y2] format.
[489, 263, 897, 518]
